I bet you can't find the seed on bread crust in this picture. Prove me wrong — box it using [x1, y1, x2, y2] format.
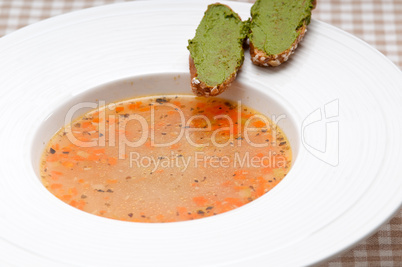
[248, 0, 315, 67]
[250, 24, 307, 67]
[189, 56, 239, 97]
[187, 3, 248, 97]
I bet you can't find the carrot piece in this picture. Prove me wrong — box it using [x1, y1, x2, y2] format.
[108, 157, 117, 165]
[128, 101, 142, 110]
[77, 200, 86, 210]
[87, 154, 100, 161]
[193, 196, 208, 206]
[51, 144, 60, 151]
[170, 143, 181, 149]
[228, 109, 238, 120]
[196, 102, 206, 109]
[78, 137, 91, 142]
[252, 177, 268, 196]
[70, 200, 78, 207]
[59, 153, 69, 159]
[255, 185, 265, 196]
[115, 106, 124, 112]
[177, 207, 187, 214]
[62, 161, 74, 168]
[106, 179, 118, 184]
[139, 107, 150, 112]
[61, 195, 72, 201]
[46, 154, 59, 162]
[233, 170, 248, 180]
[176, 207, 189, 220]
[252, 120, 266, 128]
[156, 214, 164, 221]
[50, 184, 63, 190]
[172, 101, 181, 106]
[92, 117, 100, 123]
[218, 130, 230, 136]
[234, 170, 249, 175]
[242, 113, 254, 119]
[211, 125, 220, 131]
[81, 121, 92, 128]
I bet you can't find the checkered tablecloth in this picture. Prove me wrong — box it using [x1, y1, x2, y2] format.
[0, 0, 401, 266]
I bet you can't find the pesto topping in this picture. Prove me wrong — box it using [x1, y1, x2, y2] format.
[188, 4, 248, 87]
[249, 0, 314, 55]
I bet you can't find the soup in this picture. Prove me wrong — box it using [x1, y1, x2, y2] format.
[40, 95, 292, 222]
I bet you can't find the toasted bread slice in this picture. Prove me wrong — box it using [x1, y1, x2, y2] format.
[249, 0, 316, 67]
[187, 3, 248, 97]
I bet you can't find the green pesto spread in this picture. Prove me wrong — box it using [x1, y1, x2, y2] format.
[188, 4, 248, 87]
[249, 0, 314, 56]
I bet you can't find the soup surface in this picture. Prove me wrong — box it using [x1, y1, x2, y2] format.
[40, 95, 292, 222]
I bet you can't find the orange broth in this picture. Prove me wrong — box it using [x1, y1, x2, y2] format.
[40, 95, 292, 222]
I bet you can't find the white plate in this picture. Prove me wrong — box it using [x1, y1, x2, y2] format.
[0, 1, 401, 266]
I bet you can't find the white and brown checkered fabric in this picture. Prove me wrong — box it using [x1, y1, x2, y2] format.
[0, 0, 401, 266]
[314, 0, 402, 73]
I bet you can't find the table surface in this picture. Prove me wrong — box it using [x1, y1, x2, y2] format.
[0, 0, 401, 266]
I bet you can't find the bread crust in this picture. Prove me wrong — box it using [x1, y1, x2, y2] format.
[249, 0, 316, 67]
[250, 24, 307, 67]
[189, 55, 240, 97]
[188, 3, 246, 97]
